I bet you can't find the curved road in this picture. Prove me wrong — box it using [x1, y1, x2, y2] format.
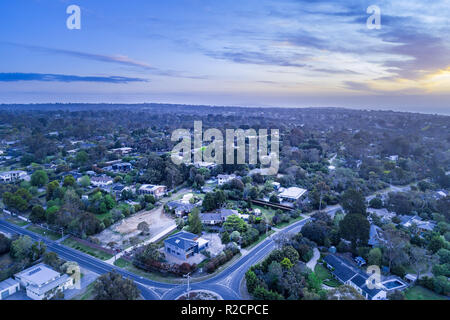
[0, 216, 311, 300]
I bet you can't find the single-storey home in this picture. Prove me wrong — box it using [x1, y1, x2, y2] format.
[217, 174, 236, 186]
[278, 187, 307, 202]
[323, 255, 387, 300]
[91, 176, 114, 188]
[0, 278, 20, 300]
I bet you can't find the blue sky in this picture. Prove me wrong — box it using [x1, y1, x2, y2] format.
[1, 0, 450, 114]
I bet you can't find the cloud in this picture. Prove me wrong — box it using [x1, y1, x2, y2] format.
[206, 50, 308, 68]
[0, 73, 148, 83]
[2, 42, 207, 79]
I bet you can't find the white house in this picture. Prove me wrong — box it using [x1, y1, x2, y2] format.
[0, 170, 29, 183]
[279, 187, 307, 202]
[138, 184, 167, 198]
[0, 278, 20, 300]
[91, 176, 114, 188]
[14, 263, 74, 300]
[217, 174, 236, 186]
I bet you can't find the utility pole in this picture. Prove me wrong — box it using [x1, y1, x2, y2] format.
[183, 272, 191, 299]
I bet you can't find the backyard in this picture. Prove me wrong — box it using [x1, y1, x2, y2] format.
[315, 263, 341, 288]
[405, 286, 448, 300]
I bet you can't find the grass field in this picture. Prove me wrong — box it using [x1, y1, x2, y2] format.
[26, 225, 61, 240]
[62, 238, 113, 261]
[314, 263, 341, 288]
[4, 216, 29, 227]
[405, 286, 448, 300]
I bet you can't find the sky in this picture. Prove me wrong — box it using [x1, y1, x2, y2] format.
[0, 0, 450, 114]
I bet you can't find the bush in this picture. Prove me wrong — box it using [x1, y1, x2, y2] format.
[391, 264, 406, 278]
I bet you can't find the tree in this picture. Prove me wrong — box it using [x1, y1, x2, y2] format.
[30, 205, 46, 223]
[369, 197, 383, 209]
[188, 208, 203, 234]
[79, 175, 91, 188]
[31, 170, 49, 187]
[203, 192, 217, 212]
[339, 214, 370, 247]
[223, 215, 247, 233]
[409, 246, 429, 282]
[368, 248, 382, 266]
[269, 194, 280, 204]
[280, 257, 293, 269]
[428, 235, 445, 254]
[46, 180, 60, 201]
[75, 150, 89, 165]
[0, 234, 11, 254]
[93, 271, 139, 300]
[10, 235, 33, 262]
[383, 227, 408, 271]
[63, 175, 76, 187]
[221, 231, 230, 244]
[137, 222, 150, 235]
[341, 189, 366, 215]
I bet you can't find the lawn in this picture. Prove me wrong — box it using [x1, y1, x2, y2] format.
[314, 263, 341, 288]
[4, 216, 29, 227]
[72, 282, 96, 300]
[405, 286, 448, 300]
[275, 216, 304, 228]
[62, 238, 113, 261]
[26, 225, 62, 240]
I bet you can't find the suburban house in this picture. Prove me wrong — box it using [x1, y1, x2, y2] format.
[200, 208, 237, 226]
[323, 254, 387, 300]
[91, 176, 114, 188]
[217, 174, 236, 186]
[167, 201, 197, 217]
[138, 184, 167, 198]
[194, 161, 218, 170]
[164, 231, 209, 261]
[111, 162, 132, 172]
[0, 278, 20, 300]
[0, 170, 29, 183]
[111, 147, 133, 155]
[368, 224, 385, 247]
[400, 215, 436, 234]
[14, 263, 74, 300]
[278, 187, 307, 202]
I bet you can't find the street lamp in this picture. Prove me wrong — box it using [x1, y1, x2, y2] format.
[183, 272, 191, 299]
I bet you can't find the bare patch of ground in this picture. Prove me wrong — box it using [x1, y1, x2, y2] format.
[97, 206, 175, 248]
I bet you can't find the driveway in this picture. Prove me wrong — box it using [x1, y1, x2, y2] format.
[306, 248, 320, 271]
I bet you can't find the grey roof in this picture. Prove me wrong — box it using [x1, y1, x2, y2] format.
[0, 278, 19, 291]
[15, 263, 60, 286]
[323, 255, 357, 283]
[200, 213, 222, 221]
[325, 255, 385, 299]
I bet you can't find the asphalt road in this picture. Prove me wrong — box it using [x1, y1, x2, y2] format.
[0, 216, 311, 300]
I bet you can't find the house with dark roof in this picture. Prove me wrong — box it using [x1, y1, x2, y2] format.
[164, 231, 209, 261]
[323, 254, 387, 300]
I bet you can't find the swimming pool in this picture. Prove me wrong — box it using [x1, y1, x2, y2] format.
[382, 280, 406, 290]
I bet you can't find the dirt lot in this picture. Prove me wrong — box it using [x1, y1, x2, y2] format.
[97, 206, 175, 248]
[96, 188, 191, 248]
